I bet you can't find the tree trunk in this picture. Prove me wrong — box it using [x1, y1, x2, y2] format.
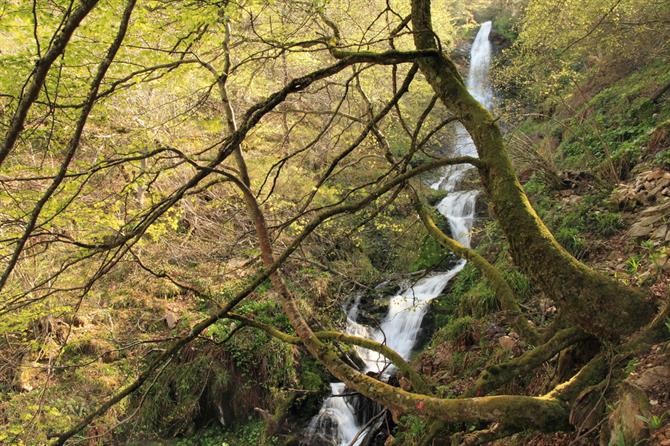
[410, 0, 655, 341]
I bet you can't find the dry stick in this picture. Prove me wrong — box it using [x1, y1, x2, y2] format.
[0, 0, 137, 294]
[51, 155, 479, 445]
[0, 0, 100, 167]
[347, 409, 388, 446]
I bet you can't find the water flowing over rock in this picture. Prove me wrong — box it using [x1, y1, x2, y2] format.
[302, 21, 494, 446]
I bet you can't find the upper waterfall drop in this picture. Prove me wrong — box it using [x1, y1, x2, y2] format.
[468, 21, 493, 109]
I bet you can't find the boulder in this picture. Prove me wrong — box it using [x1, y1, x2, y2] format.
[632, 365, 670, 391]
[627, 198, 670, 240]
[602, 383, 651, 446]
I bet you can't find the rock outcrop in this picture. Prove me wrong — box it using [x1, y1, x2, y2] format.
[611, 169, 670, 241]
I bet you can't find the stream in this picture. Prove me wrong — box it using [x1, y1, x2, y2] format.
[303, 21, 494, 446]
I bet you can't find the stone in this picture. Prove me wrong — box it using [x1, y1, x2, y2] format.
[629, 223, 654, 238]
[652, 225, 668, 240]
[650, 183, 665, 197]
[640, 200, 670, 216]
[654, 253, 670, 272]
[165, 310, 179, 329]
[638, 214, 665, 226]
[605, 383, 651, 446]
[633, 365, 670, 391]
[648, 170, 665, 180]
[498, 335, 516, 351]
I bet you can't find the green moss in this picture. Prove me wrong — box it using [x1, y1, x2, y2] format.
[444, 316, 477, 343]
[458, 281, 499, 318]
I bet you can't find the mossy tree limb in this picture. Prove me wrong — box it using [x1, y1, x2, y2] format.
[468, 328, 589, 397]
[549, 303, 670, 405]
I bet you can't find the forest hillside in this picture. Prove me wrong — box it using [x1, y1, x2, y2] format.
[0, 0, 669, 445]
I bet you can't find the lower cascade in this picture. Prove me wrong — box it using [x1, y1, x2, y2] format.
[302, 21, 493, 446]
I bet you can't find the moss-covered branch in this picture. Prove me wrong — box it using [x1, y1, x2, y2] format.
[469, 328, 588, 396]
[549, 302, 670, 404]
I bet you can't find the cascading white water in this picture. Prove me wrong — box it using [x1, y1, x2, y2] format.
[304, 21, 494, 446]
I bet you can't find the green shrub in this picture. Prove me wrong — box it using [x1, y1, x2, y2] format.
[590, 211, 624, 236]
[444, 316, 477, 343]
[393, 415, 429, 446]
[499, 266, 532, 302]
[458, 282, 499, 318]
[411, 212, 454, 272]
[556, 226, 588, 259]
[448, 263, 482, 300]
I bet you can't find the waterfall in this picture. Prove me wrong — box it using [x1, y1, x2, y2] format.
[303, 21, 494, 446]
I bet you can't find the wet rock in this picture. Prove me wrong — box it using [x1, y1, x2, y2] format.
[374, 280, 402, 296]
